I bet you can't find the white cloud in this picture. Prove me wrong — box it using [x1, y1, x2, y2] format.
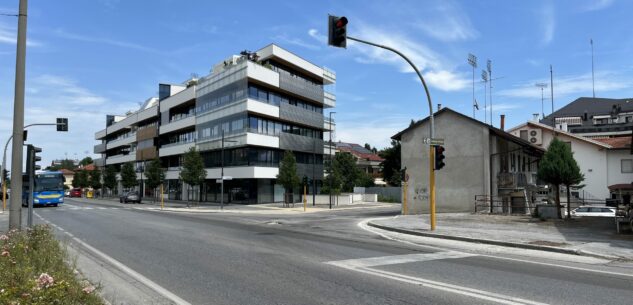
[540, 4, 555, 46]
[308, 29, 327, 44]
[335, 115, 411, 150]
[53, 29, 158, 53]
[497, 71, 631, 99]
[0, 23, 42, 47]
[273, 34, 320, 50]
[581, 0, 615, 11]
[336, 22, 469, 92]
[412, 1, 478, 42]
[0, 74, 136, 168]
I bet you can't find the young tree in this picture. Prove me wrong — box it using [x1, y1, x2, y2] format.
[179, 147, 206, 207]
[379, 140, 402, 186]
[276, 151, 300, 204]
[120, 162, 138, 191]
[332, 152, 361, 192]
[145, 158, 166, 202]
[71, 171, 82, 188]
[102, 166, 118, 196]
[88, 170, 102, 197]
[537, 138, 585, 219]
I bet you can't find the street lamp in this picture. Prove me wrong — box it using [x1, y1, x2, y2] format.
[468, 53, 477, 119]
[220, 129, 238, 210]
[328, 111, 336, 210]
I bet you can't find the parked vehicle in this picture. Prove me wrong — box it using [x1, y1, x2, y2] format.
[571, 206, 616, 217]
[69, 188, 82, 198]
[119, 191, 141, 204]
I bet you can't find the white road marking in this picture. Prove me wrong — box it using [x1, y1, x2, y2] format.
[359, 217, 633, 279]
[35, 212, 192, 305]
[327, 251, 475, 268]
[97, 207, 107, 210]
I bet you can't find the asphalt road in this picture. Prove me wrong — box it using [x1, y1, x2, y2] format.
[32, 198, 633, 305]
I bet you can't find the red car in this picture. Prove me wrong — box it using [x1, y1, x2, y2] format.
[69, 188, 82, 198]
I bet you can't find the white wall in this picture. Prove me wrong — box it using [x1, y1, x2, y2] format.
[607, 149, 633, 188]
[540, 130, 609, 199]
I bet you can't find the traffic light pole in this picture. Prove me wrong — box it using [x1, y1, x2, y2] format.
[3, 122, 67, 213]
[346, 35, 437, 230]
[26, 145, 34, 227]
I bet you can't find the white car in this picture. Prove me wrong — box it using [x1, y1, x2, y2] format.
[571, 206, 616, 217]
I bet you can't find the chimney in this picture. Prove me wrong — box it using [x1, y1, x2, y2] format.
[500, 114, 505, 130]
[533, 113, 540, 121]
[437, 103, 442, 111]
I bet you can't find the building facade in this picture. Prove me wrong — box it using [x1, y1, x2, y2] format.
[393, 108, 543, 214]
[94, 44, 336, 204]
[335, 142, 384, 184]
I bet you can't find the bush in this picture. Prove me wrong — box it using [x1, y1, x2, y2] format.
[377, 194, 398, 203]
[0, 225, 104, 305]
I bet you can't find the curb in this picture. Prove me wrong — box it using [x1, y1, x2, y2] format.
[366, 221, 615, 259]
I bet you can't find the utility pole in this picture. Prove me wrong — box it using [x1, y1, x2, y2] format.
[590, 38, 595, 98]
[328, 111, 336, 210]
[9, 0, 28, 230]
[487, 60, 493, 127]
[535, 83, 548, 120]
[481, 70, 488, 124]
[550, 65, 554, 114]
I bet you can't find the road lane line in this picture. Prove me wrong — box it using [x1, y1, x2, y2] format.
[35, 213, 192, 305]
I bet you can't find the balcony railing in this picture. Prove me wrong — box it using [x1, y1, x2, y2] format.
[278, 73, 324, 103]
[497, 172, 538, 189]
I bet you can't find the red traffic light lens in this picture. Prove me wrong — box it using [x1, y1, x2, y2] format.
[336, 17, 348, 28]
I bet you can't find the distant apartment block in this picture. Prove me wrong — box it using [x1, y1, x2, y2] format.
[541, 97, 633, 138]
[94, 44, 336, 204]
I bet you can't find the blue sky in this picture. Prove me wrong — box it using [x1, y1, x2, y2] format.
[1, 0, 632, 167]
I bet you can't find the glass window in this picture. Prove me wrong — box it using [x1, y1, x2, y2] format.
[622, 159, 633, 173]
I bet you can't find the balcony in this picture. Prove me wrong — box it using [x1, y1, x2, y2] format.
[106, 133, 136, 150]
[159, 141, 195, 157]
[278, 73, 324, 103]
[136, 147, 157, 160]
[105, 153, 135, 165]
[279, 102, 324, 130]
[279, 133, 323, 154]
[324, 91, 336, 108]
[160, 116, 195, 135]
[136, 126, 158, 141]
[94, 143, 107, 154]
[95, 129, 107, 140]
[324, 117, 335, 131]
[497, 172, 538, 189]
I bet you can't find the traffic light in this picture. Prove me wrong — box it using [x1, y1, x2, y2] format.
[302, 176, 309, 186]
[56, 118, 68, 132]
[2, 169, 7, 182]
[328, 15, 348, 48]
[434, 145, 445, 170]
[27, 145, 42, 173]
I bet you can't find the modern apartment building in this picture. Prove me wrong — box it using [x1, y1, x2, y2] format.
[94, 44, 336, 204]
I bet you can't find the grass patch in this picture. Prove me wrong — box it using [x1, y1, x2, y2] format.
[0, 225, 104, 305]
[377, 194, 399, 203]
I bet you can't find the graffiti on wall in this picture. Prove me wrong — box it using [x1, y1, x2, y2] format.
[413, 186, 428, 201]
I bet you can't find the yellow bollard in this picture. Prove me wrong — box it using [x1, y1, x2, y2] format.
[430, 146, 436, 231]
[160, 184, 164, 210]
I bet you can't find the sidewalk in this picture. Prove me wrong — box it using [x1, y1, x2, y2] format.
[71, 196, 395, 215]
[368, 214, 633, 261]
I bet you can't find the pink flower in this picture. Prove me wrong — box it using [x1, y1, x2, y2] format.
[1, 250, 9, 257]
[0, 235, 8, 241]
[36, 273, 54, 289]
[82, 285, 95, 294]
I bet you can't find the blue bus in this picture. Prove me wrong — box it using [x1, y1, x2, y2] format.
[22, 171, 65, 207]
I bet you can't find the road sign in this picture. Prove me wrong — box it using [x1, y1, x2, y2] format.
[423, 138, 444, 145]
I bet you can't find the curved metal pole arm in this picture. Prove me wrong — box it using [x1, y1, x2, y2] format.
[347, 36, 434, 138]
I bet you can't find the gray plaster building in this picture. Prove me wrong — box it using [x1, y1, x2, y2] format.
[393, 108, 544, 214]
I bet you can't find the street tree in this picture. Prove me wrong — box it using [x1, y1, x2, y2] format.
[102, 166, 118, 196]
[276, 151, 300, 204]
[537, 138, 585, 219]
[71, 171, 81, 188]
[120, 162, 138, 191]
[333, 152, 361, 192]
[145, 158, 165, 202]
[379, 140, 401, 186]
[88, 170, 102, 197]
[179, 147, 206, 207]
[79, 157, 93, 167]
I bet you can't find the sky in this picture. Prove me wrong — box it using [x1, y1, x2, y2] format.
[1, 0, 633, 168]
